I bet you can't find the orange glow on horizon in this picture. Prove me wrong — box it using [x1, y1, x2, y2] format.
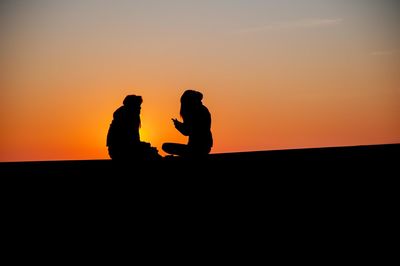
[1, 1, 399, 162]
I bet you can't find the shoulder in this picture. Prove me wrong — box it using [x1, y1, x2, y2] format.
[201, 105, 211, 116]
[113, 106, 126, 118]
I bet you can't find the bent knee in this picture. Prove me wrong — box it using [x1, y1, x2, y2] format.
[162, 143, 170, 151]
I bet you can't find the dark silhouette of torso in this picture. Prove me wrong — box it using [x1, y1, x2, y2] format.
[107, 106, 139, 145]
[176, 104, 213, 153]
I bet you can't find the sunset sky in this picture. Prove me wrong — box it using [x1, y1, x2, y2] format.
[1, 0, 399, 162]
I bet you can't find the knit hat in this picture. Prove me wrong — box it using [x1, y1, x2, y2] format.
[181, 90, 203, 103]
[123, 95, 143, 106]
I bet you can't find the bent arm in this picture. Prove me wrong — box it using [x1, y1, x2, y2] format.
[175, 120, 190, 136]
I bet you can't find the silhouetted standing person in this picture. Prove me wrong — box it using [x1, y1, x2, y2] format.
[162, 89, 213, 158]
[107, 95, 160, 161]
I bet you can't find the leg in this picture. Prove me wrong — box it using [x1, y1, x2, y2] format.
[162, 143, 190, 157]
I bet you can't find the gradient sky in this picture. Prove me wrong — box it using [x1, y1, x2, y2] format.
[1, 0, 399, 162]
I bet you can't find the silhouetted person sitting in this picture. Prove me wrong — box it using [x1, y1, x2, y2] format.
[107, 95, 160, 161]
[162, 89, 213, 158]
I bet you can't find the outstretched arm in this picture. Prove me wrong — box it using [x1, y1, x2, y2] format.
[172, 118, 190, 136]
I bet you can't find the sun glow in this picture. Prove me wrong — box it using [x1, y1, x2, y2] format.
[1, 1, 399, 162]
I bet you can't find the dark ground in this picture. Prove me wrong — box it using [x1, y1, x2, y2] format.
[1, 143, 398, 178]
[1, 143, 397, 251]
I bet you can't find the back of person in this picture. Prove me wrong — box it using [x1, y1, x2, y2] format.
[186, 103, 213, 154]
[107, 106, 140, 147]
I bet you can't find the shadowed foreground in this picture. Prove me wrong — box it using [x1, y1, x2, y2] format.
[0, 143, 398, 177]
[1, 144, 398, 240]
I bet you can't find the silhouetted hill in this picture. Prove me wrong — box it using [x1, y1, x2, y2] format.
[1, 144, 398, 232]
[0, 143, 398, 178]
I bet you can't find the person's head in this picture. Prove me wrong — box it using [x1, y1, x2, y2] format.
[180, 90, 203, 105]
[123, 95, 142, 110]
[122, 95, 142, 127]
[180, 89, 203, 119]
